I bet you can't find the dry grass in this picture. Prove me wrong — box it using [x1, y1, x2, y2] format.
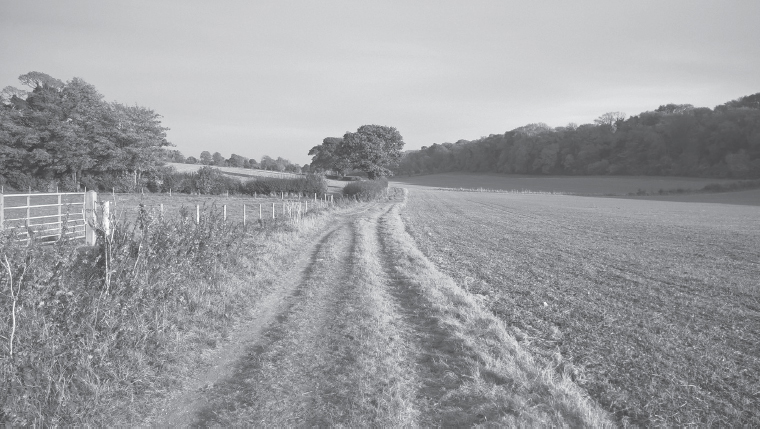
[0, 192, 347, 425]
[401, 188, 760, 426]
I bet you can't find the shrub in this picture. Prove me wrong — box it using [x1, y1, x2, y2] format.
[342, 178, 388, 201]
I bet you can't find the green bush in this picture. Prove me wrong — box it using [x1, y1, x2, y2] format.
[342, 178, 388, 201]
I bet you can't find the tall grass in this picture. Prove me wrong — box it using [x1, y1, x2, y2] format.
[0, 201, 325, 425]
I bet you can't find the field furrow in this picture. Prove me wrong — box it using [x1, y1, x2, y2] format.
[400, 185, 760, 426]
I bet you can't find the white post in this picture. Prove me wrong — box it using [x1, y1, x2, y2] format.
[272, 203, 275, 219]
[0, 191, 4, 230]
[305, 201, 308, 212]
[85, 190, 98, 246]
[314, 193, 317, 202]
[57, 194, 62, 238]
[259, 203, 262, 220]
[102, 201, 111, 240]
[223, 205, 227, 222]
[243, 204, 246, 225]
[196, 205, 200, 224]
[160, 203, 164, 217]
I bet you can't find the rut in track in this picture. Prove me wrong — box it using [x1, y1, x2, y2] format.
[144, 190, 614, 426]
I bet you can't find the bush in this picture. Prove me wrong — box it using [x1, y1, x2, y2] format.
[342, 178, 388, 201]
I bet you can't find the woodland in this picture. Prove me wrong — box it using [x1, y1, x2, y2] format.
[396, 94, 760, 179]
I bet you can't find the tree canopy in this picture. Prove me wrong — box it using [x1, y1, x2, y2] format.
[1, 71, 171, 190]
[309, 125, 405, 179]
[396, 93, 760, 179]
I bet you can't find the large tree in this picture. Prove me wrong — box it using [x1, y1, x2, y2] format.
[309, 125, 405, 178]
[340, 125, 405, 179]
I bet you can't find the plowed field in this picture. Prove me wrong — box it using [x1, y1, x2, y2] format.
[400, 186, 760, 426]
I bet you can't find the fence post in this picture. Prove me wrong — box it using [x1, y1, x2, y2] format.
[57, 194, 62, 238]
[0, 191, 4, 230]
[85, 190, 98, 246]
[102, 201, 111, 240]
[259, 203, 262, 220]
[26, 195, 30, 228]
[223, 205, 227, 222]
[305, 201, 308, 212]
[196, 205, 200, 224]
[272, 203, 275, 219]
[243, 204, 246, 226]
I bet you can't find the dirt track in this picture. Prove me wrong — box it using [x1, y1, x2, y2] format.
[142, 188, 611, 426]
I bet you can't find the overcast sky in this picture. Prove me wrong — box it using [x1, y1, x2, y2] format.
[2, 0, 759, 165]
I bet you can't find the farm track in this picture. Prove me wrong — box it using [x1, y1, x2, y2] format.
[143, 188, 612, 426]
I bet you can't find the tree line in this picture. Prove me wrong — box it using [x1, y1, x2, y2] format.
[164, 149, 308, 174]
[396, 93, 760, 179]
[1, 71, 171, 191]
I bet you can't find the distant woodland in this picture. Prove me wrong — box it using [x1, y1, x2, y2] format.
[396, 94, 760, 179]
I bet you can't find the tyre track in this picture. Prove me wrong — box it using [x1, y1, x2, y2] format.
[145, 203, 375, 426]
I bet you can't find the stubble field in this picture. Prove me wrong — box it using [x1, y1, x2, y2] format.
[399, 186, 760, 426]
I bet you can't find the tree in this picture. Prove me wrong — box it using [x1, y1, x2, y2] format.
[212, 151, 225, 166]
[228, 153, 246, 168]
[338, 125, 405, 179]
[200, 151, 212, 165]
[594, 112, 627, 132]
[185, 156, 198, 164]
[308, 137, 343, 173]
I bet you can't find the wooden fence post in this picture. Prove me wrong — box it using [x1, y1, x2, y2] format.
[223, 205, 227, 222]
[196, 205, 200, 224]
[0, 191, 4, 230]
[243, 204, 246, 225]
[272, 203, 275, 219]
[102, 201, 111, 240]
[259, 203, 262, 220]
[85, 190, 98, 246]
[57, 194, 62, 238]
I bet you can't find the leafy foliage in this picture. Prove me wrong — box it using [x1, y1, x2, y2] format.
[397, 93, 760, 178]
[309, 125, 405, 179]
[0, 71, 171, 191]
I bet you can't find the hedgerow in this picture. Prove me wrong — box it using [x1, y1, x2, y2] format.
[342, 178, 388, 201]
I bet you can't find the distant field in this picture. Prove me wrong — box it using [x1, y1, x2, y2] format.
[165, 163, 346, 193]
[401, 188, 760, 426]
[392, 172, 741, 195]
[99, 192, 331, 225]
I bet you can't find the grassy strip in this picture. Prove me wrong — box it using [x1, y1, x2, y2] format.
[379, 190, 613, 426]
[0, 198, 344, 425]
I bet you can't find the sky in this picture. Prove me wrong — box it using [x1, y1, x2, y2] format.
[2, 0, 759, 165]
